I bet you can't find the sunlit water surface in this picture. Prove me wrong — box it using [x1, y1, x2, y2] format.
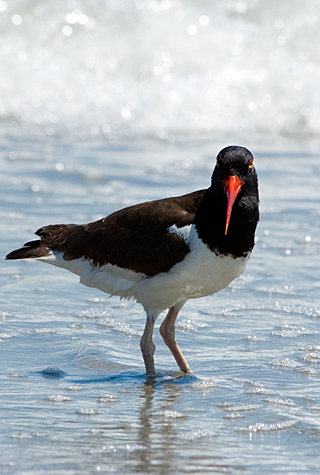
[1, 132, 320, 475]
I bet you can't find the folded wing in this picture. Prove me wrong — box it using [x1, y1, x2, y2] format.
[6, 190, 206, 276]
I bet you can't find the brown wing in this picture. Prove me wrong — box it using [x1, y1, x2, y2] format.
[7, 190, 206, 276]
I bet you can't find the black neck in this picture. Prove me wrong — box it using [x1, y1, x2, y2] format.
[194, 179, 259, 257]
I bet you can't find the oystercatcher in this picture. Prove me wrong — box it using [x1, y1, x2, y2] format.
[6, 146, 259, 375]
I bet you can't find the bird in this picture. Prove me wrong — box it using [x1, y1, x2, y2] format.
[6, 145, 259, 375]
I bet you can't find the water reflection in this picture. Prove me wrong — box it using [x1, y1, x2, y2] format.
[135, 377, 186, 474]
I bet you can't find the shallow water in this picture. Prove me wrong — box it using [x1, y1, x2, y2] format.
[1, 133, 320, 475]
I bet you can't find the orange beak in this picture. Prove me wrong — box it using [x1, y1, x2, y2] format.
[223, 176, 244, 235]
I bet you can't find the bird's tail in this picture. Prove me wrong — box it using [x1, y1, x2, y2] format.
[6, 224, 78, 261]
[5, 240, 51, 260]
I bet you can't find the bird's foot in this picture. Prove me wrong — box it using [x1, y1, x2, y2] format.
[177, 367, 193, 376]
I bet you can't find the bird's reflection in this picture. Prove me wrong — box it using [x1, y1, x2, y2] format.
[134, 373, 191, 474]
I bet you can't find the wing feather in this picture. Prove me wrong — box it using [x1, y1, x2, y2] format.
[6, 189, 206, 276]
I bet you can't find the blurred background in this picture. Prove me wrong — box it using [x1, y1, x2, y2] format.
[1, 0, 320, 148]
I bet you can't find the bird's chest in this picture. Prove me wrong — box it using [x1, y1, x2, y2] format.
[135, 228, 249, 312]
[178, 236, 249, 299]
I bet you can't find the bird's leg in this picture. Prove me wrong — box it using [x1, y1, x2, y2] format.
[140, 315, 157, 375]
[160, 305, 192, 373]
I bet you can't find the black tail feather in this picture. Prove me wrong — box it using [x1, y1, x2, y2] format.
[5, 240, 50, 260]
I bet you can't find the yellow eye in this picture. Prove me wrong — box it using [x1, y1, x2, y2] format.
[248, 159, 253, 170]
[216, 158, 220, 167]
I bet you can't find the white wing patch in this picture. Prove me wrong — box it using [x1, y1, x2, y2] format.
[167, 224, 192, 242]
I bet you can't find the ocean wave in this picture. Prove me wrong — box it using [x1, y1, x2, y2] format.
[1, 0, 319, 141]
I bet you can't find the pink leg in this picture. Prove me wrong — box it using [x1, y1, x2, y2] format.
[140, 316, 157, 375]
[159, 305, 192, 373]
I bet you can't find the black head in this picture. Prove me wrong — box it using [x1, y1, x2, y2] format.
[213, 145, 256, 184]
[212, 145, 258, 235]
[195, 145, 259, 257]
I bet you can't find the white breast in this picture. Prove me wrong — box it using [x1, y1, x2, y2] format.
[133, 225, 249, 313]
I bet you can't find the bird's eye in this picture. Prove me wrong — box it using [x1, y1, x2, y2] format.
[216, 158, 220, 167]
[248, 159, 253, 170]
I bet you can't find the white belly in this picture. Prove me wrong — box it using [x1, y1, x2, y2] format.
[39, 251, 145, 299]
[133, 226, 249, 313]
[39, 225, 249, 314]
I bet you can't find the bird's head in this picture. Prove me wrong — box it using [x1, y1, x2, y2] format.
[212, 145, 258, 235]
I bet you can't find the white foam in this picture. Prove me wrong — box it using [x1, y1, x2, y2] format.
[1, 0, 320, 141]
